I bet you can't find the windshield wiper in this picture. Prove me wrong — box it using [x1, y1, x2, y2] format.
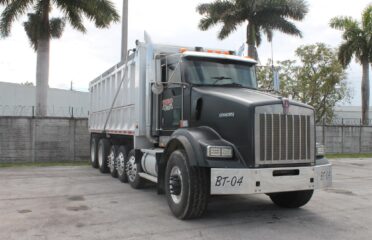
[212, 76, 232, 84]
[218, 83, 244, 87]
[212, 76, 232, 80]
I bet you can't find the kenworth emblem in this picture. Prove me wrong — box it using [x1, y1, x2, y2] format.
[219, 112, 235, 118]
[282, 98, 290, 114]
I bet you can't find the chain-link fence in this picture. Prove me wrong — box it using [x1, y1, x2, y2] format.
[0, 105, 88, 118]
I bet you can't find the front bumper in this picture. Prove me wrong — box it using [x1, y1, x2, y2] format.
[210, 163, 332, 195]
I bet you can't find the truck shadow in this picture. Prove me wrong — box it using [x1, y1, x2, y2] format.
[136, 182, 326, 224]
[200, 194, 328, 225]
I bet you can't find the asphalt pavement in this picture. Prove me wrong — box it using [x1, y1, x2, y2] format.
[0, 158, 371, 240]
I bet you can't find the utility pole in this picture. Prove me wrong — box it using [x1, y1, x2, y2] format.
[121, 0, 128, 61]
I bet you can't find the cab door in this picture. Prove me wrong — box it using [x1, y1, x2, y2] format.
[160, 59, 184, 132]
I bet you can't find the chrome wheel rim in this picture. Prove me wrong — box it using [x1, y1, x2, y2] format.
[126, 156, 137, 182]
[108, 148, 115, 172]
[117, 152, 125, 176]
[169, 166, 183, 204]
[98, 144, 103, 167]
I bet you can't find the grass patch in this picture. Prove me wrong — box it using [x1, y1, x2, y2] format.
[326, 153, 372, 159]
[0, 161, 90, 168]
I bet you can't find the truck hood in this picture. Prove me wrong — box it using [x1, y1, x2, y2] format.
[192, 86, 311, 109]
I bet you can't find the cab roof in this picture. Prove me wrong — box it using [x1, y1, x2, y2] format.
[182, 51, 257, 64]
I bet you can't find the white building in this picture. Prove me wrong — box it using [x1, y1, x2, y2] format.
[0, 81, 89, 117]
[334, 106, 372, 119]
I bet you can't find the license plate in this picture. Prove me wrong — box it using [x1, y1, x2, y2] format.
[214, 175, 244, 187]
[211, 169, 251, 194]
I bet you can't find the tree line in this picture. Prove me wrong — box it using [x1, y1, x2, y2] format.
[1, 0, 371, 124]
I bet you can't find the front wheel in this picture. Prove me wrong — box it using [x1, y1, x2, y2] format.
[165, 150, 208, 219]
[269, 190, 314, 208]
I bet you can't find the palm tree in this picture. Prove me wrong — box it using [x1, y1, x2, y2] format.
[0, 0, 119, 116]
[330, 5, 372, 125]
[196, 0, 308, 60]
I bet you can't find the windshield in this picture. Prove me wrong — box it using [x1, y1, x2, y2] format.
[182, 57, 257, 88]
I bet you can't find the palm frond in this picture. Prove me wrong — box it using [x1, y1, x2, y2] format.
[0, 0, 14, 5]
[258, 0, 308, 21]
[0, 0, 33, 37]
[255, 25, 262, 46]
[23, 12, 39, 50]
[49, 17, 65, 38]
[362, 5, 372, 33]
[330, 16, 358, 31]
[79, 0, 119, 28]
[196, 3, 210, 14]
[262, 26, 273, 42]
[338, 41, 355, 68]
[55, 0, 119, 32]
[218, 20, 237, 39]
[198, 17, 215, 31]
[196, 0, 237, 31]
[259, 15, 302, 37]
[23, 12, 64, 50]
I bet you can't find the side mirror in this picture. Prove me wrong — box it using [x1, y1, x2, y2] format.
[152, 82, 164, 95]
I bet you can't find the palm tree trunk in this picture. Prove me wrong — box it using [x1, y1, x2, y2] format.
[35, 0, 50, 117]
[246, 23, 257, 60]
[35, 37, 50, 117]
[361, 59, 370, 125]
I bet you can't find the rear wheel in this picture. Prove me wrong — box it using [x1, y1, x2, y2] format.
[117, 146, 129, 183]
[127, 150, 145, 189]
[90, 137, 99, 168]
[108, 145, 119, 178]
[269, 190, 314, 208]
[165, 150, 208, 219]
[98, 139, 110, 173]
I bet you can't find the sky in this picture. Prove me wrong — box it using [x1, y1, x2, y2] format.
[0, 0, 371, 106]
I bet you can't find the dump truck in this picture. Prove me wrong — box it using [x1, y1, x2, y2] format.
[89, 33, 332, 219]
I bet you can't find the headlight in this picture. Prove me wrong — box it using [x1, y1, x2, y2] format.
[316, 143, 325, 157]
[207, 146, 233, 158]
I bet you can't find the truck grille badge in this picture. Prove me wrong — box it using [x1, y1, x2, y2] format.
[282, 98, 290, 114]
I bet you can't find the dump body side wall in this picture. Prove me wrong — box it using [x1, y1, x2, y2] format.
[89, 48, 146, 136]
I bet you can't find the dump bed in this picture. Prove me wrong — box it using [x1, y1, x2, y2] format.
[89, 45, 147, 136]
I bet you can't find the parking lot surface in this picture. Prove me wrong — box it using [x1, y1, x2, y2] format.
[0, 158, 371, 240]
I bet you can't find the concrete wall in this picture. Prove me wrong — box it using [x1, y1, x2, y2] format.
[0, 117, 89, 163]
[316, 125, 372, 154]
[0, 81, 89, 117]
[1, 116, 370, 163]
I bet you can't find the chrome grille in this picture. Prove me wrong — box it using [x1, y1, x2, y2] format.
[256, 112, 313, 165]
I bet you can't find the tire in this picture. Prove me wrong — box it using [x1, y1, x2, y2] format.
[269, 190, 314, 208]
[98, 138, 110, 173]
[90, 137, 99, 168]
[108, 145, 119, 178]
[117, 146, 129, 183]
[165, 150, 208, 219]
[126, 150, 145, 189]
